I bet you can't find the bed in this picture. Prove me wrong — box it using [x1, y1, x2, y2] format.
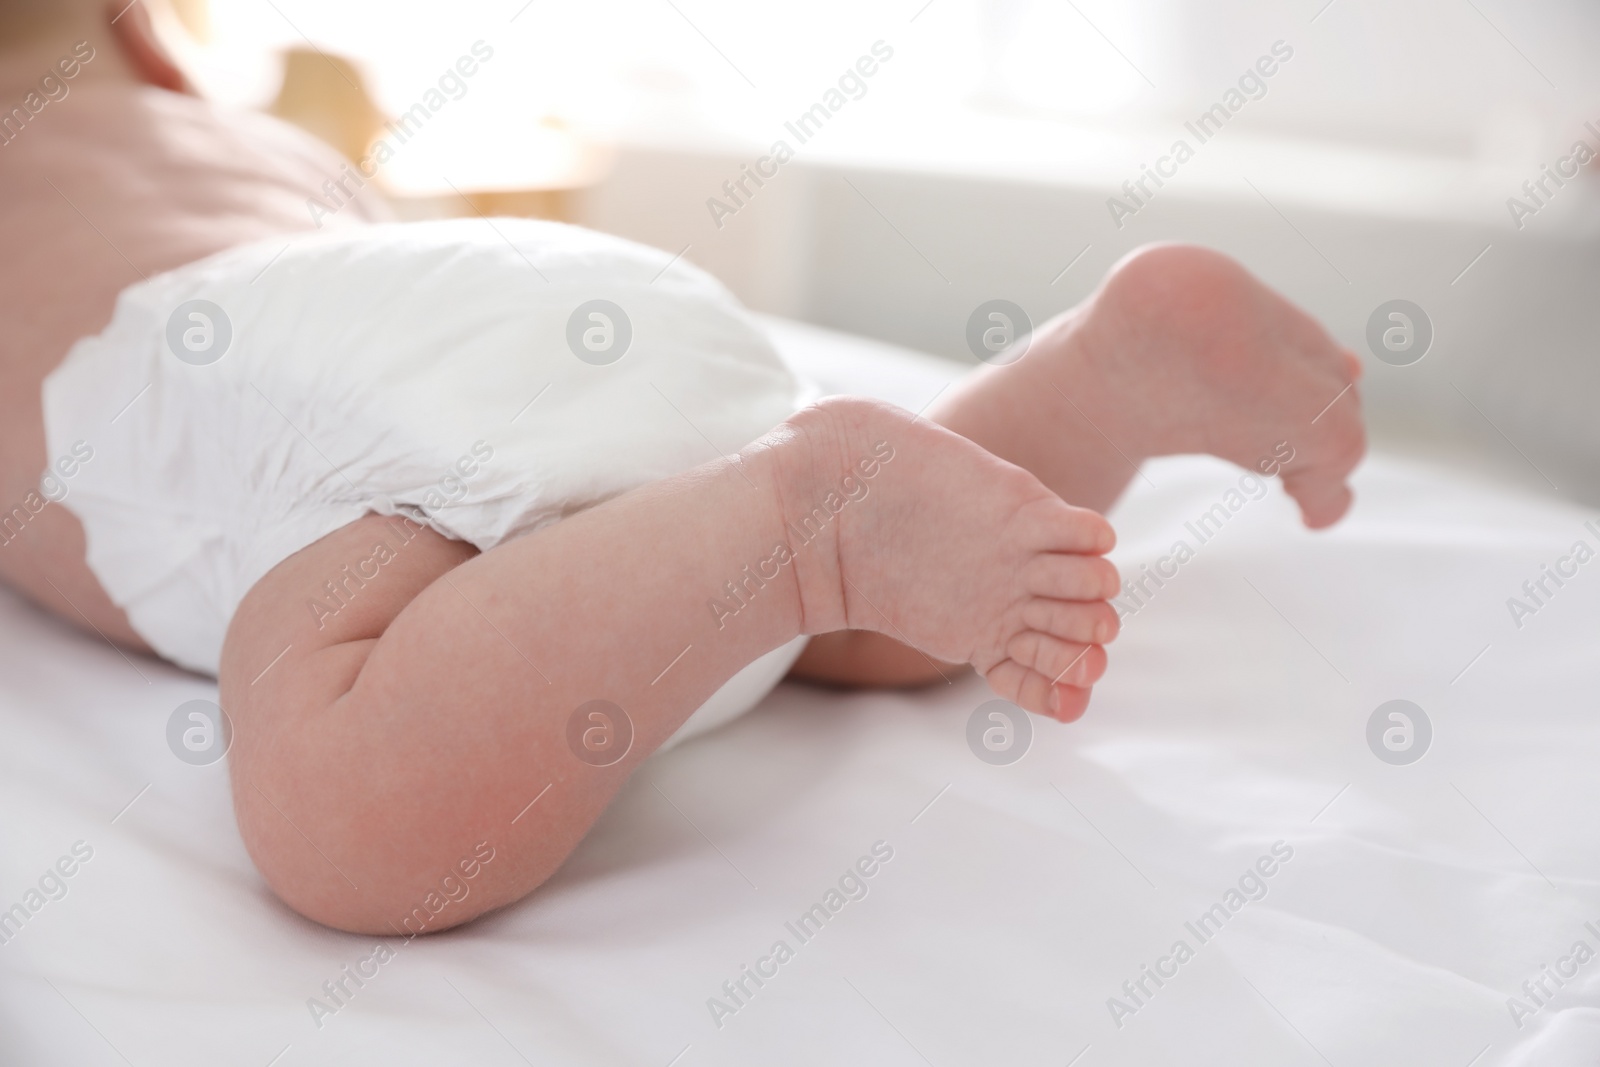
[2, 317, 1596, 1066]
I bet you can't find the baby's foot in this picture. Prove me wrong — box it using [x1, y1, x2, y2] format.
[775, 396, 1120, 721]
[1024, 243, 1367, 527]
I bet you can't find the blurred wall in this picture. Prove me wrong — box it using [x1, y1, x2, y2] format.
[577, 144, 1600, 505]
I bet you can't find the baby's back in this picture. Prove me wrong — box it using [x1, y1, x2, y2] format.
[0, 81, 382, 641]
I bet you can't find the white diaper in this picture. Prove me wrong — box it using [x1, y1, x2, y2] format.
[42, 218, 810, 747]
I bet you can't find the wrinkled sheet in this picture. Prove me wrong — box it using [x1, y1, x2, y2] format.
[1, 316, 1596, 1066]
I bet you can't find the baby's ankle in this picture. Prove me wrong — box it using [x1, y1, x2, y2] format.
[1026, 311, 1154, 453]
[760, 396, 903, 636]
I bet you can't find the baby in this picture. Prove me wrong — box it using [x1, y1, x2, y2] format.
[0, 2, 1364, 935]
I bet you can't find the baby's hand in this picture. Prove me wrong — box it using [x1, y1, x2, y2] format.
[1074, 243, 1366, 528]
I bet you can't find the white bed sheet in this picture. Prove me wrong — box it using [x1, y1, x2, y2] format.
[3, 317, 1599, 1066]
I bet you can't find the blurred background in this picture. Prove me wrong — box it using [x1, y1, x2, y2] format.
[156, 0, 1600, 501]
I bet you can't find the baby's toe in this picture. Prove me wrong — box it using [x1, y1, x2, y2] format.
[1022, 597, 1119, 646]
[984, 659, 1096, 722]
[984, 660, 1053, 716]
[1025, 500, 1117, 556]
[1025, 554, 1120, 601]
[1051, 683, 1093, 723]
[1007, 631, 1107, 688]
[1282, 468, 1355, 529]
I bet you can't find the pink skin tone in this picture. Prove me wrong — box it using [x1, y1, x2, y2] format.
[0, 1, 388, 644]
[0, 5, 1365, 933]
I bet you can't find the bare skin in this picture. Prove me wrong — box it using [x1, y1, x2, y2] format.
[0, 0, 389, 643]
[224, 397, 1131, 931]
[1, 4, 1365, 933]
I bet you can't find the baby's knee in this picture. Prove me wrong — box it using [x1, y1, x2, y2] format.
[236, 807, 517, 935]
[359, 840, 505, 937]
[230, 755, 528, 936]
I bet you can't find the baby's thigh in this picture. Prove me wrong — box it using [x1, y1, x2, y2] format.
[218, 515, 479, 925]
[220, 514, 476, 740]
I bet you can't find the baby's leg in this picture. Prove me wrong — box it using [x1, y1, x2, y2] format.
[793, 244, 1367, 688]
[224, 396, 1119, 933]
[935, 243, 1367, 523]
